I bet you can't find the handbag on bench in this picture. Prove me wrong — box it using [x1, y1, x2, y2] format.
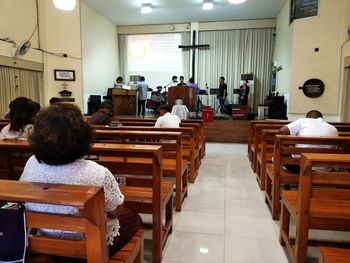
[0, 207, 27, 263]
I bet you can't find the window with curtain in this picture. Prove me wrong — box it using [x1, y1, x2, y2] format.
[127, 33, 183, 72]
[0, 65, 42, 117]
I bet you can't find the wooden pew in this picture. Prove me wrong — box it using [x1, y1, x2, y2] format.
[257, 129, 279, 190]
[116, 118, 205, 157]
[319, 247, 350, 263]
[251, 123, 286, 172]
[0, 180, 144, 263]
[257, 130, 350, 191]
[279, 153, 350, 263]
[94, 129, 188, 212]
[92, 125, 199, 183]
[116, 120, 203, 165]
[265, 135, 350, 219]
[0, 141, 170, 263]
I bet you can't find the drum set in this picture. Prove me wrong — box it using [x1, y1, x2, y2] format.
[146, 86, 167, 113]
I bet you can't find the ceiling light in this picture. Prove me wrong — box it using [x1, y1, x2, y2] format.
[141, 4, 152, 14]
[202, 1, 214, 10]
[228, 0, 246, 4]
[53, 0, 76, 11]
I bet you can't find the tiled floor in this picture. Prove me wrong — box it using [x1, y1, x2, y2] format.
[161, 143, 289, 263]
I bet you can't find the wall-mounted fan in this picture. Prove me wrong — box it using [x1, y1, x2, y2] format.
[13, 40, 31, 57]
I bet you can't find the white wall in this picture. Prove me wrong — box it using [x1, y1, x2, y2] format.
[0, 0, 83, 108]
[81, 3, 120, 113]
[273, 0, 292, 95]
[274, 0, 350, 118]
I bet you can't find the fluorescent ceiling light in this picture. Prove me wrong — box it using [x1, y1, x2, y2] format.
[53, 0, 76, 11]
[228, 0, 246, 4]
[141, 4, 153, 14]
[202, 1, 214, 10]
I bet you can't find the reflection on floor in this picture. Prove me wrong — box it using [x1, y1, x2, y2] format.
[143, 143, 350, 262]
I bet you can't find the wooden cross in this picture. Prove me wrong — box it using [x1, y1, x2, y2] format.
[178, 30, 210, 82]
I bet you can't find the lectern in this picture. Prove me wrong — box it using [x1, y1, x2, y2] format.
[112, 89, 137, 115]
[168, 86, 197, 112]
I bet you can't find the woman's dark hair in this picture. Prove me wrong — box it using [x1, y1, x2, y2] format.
[9, 97, 37, 132]
[139, 76, 145, 81]
[172, 75, 178, 81]
[29, 103, 94, 165]
[116, 76, 123, 83]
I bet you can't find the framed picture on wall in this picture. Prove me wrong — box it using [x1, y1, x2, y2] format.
[54, 69, 75, 81]
[290, 0, 319, 24]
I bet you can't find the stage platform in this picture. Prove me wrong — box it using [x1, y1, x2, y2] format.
[113, 115, 250, 144]
[203, 119, 249, 143]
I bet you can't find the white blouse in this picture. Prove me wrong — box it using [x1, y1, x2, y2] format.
[0, 124, 33, 140]
[20, 156, 124, 245]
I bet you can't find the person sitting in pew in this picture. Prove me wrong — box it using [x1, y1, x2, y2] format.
[0, 97, 39, 140]
[279, 110, 338, 173]
[155, 104, 181, 128]
[90, 100, 113, 125]
[20, 103, 142, 256]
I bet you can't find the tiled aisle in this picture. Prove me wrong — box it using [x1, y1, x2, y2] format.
[162, 143, 289, 263]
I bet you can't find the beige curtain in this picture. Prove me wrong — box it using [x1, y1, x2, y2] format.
[118, 34, 128, 79]
[0, 65, 42, 117]
[198, 28, 275, 111]
[341, 67, 350, 121]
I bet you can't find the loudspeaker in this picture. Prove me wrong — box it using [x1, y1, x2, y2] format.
[268, 96, 287, 119]
[88, 95, 101, 115]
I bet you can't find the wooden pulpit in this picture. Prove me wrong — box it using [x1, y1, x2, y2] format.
[168, 86, 197, 112]
[112, 89, 137, 115]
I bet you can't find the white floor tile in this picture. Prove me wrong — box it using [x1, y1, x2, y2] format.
[225, 199, 271, 218]
[163, 231, 225, 263]
[225, 214, 279, 241]
[225, 237, 289, 263]
[175, 211, 225, 235]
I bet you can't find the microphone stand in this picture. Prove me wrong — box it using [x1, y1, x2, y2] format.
[163, 81, 178, 92]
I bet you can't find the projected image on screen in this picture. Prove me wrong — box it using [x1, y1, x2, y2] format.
[127, 33, 183, 72]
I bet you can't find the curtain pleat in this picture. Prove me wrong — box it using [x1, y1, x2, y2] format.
[118, 35, 128, 79]
[341, 68, 350, 121]
[198, 28, 274, 111]
[0, 65, 42, 117]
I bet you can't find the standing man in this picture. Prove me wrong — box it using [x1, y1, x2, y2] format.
[218, 76, 227, 114]
[137, 76, 149, 116]
[187, 77, 200, 94]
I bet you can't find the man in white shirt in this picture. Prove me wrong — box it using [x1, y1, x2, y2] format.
[279, 110, 338, 173]
[279, 110, 338, 139]
[155, 104, 181, 128]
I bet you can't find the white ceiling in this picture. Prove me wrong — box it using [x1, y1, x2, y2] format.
[82, 0, 286, 26]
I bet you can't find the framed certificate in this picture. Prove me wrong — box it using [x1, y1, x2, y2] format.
[54, 69, 75, 81]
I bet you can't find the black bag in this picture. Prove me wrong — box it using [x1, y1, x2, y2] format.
[0, 208, 27, 263]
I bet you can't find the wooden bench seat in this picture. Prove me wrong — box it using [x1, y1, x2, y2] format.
[94, 130, 188, 211]
[264, 135, 350, 220]
[92, 125, 199, 183]
[319, 247, 350, 263]
[0, 180, 144, 263]
[0, 141, 168, 263]
[279, 153, 350, 263]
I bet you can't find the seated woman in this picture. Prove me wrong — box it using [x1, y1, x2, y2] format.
[20, 103, 142, 256]
[0, 97, 39, 140]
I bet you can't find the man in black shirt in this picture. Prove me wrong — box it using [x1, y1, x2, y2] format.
[218, 76, 227, 114]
